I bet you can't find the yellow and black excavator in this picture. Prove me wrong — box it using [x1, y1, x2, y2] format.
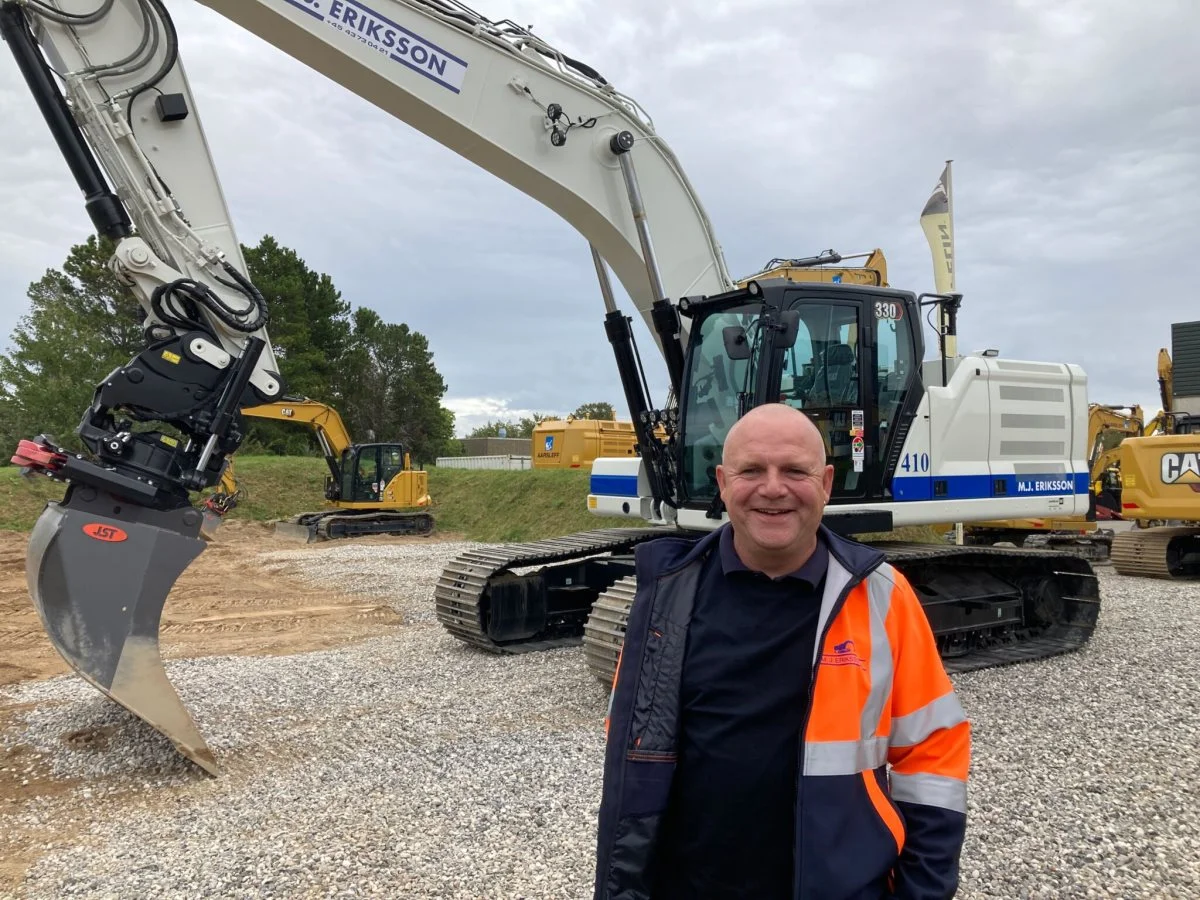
[741, 248, 889, 287]
[203, 398, 433, 543]
[1110, 343, 1200, 578]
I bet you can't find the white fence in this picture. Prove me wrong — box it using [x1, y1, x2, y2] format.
[435, 455, 533, 471]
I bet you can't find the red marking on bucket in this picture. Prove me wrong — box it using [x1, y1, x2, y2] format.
[83, 523, 128, 542]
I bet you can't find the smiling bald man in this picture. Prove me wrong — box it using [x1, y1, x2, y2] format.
[593, 403, 971, 900]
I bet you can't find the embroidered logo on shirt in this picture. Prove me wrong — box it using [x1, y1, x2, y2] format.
[821, 639, 866, 669]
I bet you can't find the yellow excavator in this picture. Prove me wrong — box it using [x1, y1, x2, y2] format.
[204, 397, 433, 543]
[741, 248, 889, 287]
[954, 403, 1145, 558]
[1110, 343, 1200, 578]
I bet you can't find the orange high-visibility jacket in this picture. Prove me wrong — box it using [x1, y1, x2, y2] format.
[594, 524, 971, 900]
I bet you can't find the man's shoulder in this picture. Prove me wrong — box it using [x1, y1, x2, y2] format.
[820, 525, 890, 578]
[634, 528, 720, 577]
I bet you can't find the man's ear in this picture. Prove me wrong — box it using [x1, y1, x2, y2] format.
[822, 463, 834, 501]
[715, 463, 727, 497]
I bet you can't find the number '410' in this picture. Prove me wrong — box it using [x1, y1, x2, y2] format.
[900, 452, 930, 473]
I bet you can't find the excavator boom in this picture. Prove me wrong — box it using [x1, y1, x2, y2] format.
[2, 0, 730, 773]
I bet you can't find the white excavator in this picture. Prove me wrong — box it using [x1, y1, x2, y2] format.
[4, 0, 1100, 774]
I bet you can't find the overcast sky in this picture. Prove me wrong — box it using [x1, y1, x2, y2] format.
[1, 0, 1196, 438]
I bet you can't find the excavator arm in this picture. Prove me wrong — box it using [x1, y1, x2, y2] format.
[201, 399, 353, 522]
[1158, 348, 1174, 416]
[2, 0, 734, 773]
[241, 399, 355, 463]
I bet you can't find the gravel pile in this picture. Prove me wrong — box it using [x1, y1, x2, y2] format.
[255, 539, 482, 623]
[3, 545, 1199, 899]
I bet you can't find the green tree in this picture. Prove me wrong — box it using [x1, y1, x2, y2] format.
[571, 401, 616, 420]
[332, 308, 456, 464]
[0, 234, 455, 464]
[241, 235, 351, 398]
[466, 420, 516, 439]
[237, 235, 352, 454]
[0, 235, 143, 454]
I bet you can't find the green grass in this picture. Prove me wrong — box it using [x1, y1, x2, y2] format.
[0, 457, 643, 543]
[0, 457, 942, 544]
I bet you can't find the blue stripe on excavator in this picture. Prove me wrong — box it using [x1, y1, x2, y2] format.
[589, 472, 1090, 502]
[590, 474, 640, 497]
[891, 472, 1090, 502]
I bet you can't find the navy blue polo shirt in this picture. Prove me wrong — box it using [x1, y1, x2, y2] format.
[653, 524, 828, 900]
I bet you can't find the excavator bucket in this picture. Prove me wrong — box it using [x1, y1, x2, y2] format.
[25, 484, 218, 775]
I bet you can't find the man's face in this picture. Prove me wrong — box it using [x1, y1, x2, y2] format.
[715, 419, 833, 557]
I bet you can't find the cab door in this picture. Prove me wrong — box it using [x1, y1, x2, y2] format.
[778, 296, 870, 499]
[379, 444, 406, 497]
[342, 446, 381, 503]
[777, 290, 919, 503]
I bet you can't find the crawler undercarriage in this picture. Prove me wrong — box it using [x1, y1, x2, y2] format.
[435, 527, 1101, 686]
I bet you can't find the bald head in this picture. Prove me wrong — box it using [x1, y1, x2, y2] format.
[724, 403, 827, 463]
[716, 402, 833, 578]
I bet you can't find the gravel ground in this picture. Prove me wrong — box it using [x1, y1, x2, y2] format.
[2, 544, 1199, 899]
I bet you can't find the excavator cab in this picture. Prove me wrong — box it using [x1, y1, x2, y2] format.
[274, 440, 432, 544]
[333, 443, 411, 504]
[677, 280, 922, 508]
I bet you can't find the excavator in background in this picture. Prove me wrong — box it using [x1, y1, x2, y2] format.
[201, 398, 433, 542]
[1110, 337, 1200, 579]
[5, 0, 1099, 774]
[741, 248, 889, 287]
[954, 403, 1144, 559]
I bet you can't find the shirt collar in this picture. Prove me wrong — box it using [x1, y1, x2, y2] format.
[718, 522, 828, 588]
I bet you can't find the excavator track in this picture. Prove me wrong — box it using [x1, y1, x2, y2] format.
[275, 510, 435, 543]
[1110, 526, 1200, 579]
[1024, 530, 1114, 562]
[582, 575, 638, 685]
[434, 527, 668, 653]
[581, 541, 1102, 686]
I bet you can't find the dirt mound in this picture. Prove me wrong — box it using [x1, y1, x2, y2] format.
[0, 522, 408, 688]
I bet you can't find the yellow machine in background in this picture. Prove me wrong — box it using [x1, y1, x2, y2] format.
[532, 418, 644, 468]
[1110, 342, 1200, 578]
[205, 397, 433, 542]
[955, 403, 1144, 558]
[740, 248, 888, 287]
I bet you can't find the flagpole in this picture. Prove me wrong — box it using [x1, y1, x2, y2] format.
[944, 159, 965, 547]
[943, 159, 956, 358]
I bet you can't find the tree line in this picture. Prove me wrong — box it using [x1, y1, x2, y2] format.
[463, 402, 616, 440]
[0, 234, 456, 464]
[0, 236, 623, 464]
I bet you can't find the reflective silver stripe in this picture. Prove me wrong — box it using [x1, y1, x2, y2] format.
[889, 691, 968, 748]
[860, 568, 895, 741]
[804, 737, 889, 776]
[890, 771, 968, 814]
[812, 557, 854, 667]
